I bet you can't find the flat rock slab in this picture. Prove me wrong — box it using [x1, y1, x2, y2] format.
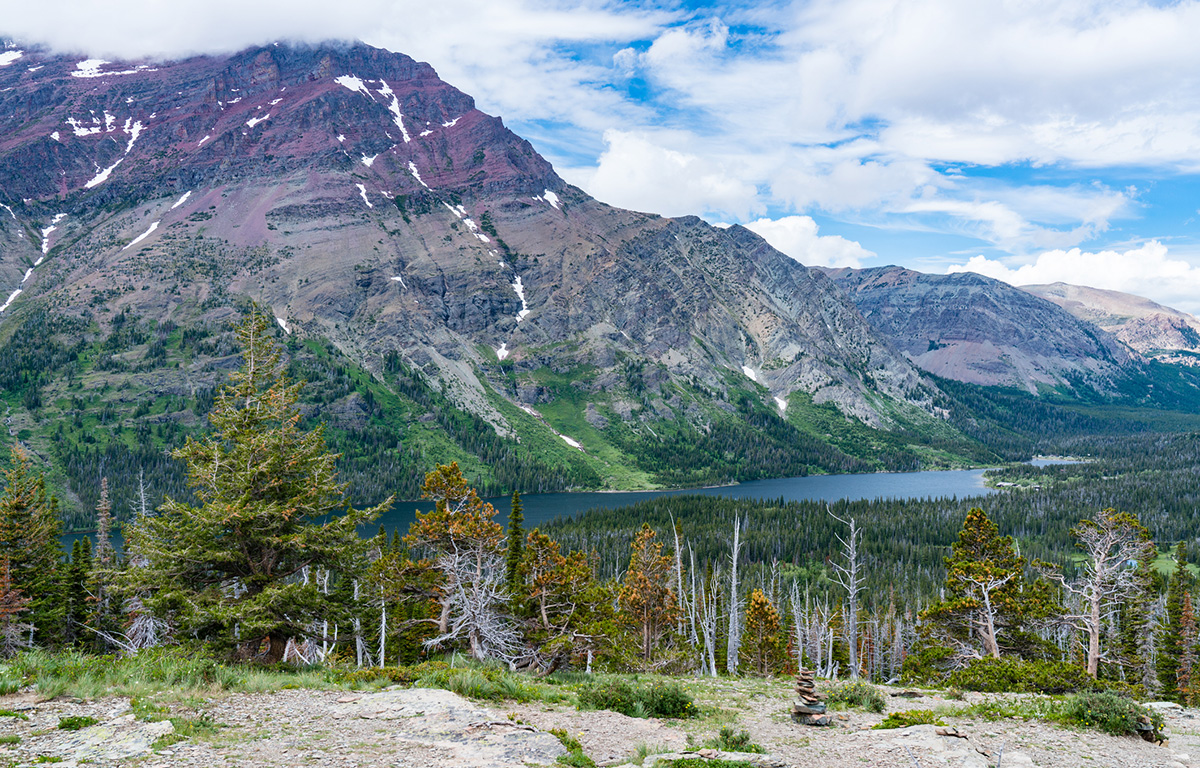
[3, 710, 174, 766]
[330, 687, 565, 767]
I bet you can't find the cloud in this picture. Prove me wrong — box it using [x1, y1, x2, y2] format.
[578, 129, 760, 220]
[5, 0, 1200, 265]
[947, 241, 1200, 315]
[743, 216, 874, 268]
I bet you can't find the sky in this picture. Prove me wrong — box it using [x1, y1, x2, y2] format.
[5, 0, 1200, 312]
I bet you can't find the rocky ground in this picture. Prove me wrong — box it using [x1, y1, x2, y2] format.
[2, 679, 1199, 768]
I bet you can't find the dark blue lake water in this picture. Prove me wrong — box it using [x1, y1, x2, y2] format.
[72, 467, 999, 550]
[368, 467, 996, 537]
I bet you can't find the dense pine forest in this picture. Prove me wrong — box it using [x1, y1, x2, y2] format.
[5, 312, 1200, 707]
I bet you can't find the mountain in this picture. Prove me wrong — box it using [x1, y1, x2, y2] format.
[1022, 283, 1200, 366]
[819, 266, 1137, 393]
[0, 41, 972, 515]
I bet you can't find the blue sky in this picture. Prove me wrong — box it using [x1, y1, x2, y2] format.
[7, 0, 1200, 311]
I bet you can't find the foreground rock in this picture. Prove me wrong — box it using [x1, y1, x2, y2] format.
[1, 688, 564, 768]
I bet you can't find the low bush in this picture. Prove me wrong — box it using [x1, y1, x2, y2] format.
[947, 658, 1094, 694]
[823, 680, 885, 713]
[873, 709, 945, 729]
[702, 726, 765, 753]
[550, 728, 596, 768]
[1061, 691, 1163, 737]
[577, 678, 698, 719]
[57, 716, 98, 731]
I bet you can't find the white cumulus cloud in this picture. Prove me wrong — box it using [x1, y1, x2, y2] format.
[579, 129, 760, 220]
[743, 216, 874, 268]
[947, 241, 1200, 315]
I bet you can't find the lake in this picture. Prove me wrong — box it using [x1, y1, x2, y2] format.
[72, 467, 997, 550]
[368, 467, 996, 537]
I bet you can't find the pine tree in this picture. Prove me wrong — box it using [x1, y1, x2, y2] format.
[1178, 591, 1197, 706]
[0, 559, 32, 657]
[618, 523, 678, 668]
[403, 463, 517, 661]
[920, 507, 1049, 662]
[505, 490, 524, 599]
[60, 539, 92, 648]
[87, 479, 120, 651]
[1160, 543, 1194, 699]
[740, 588, 785, 676]
[123, 312, 390, 661]
[0, 446, 62, 645]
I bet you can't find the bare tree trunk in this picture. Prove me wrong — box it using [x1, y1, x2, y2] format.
[830, 510, 863, 679]
[727, 515, 743, 676]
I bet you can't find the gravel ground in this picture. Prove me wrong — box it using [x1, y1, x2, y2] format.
[4, 680, 1199, 768]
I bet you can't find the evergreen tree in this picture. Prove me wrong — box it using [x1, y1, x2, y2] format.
[618, 523, 678, 669]
[123, 312, 390, 661]
[0, 560, 32, 657]
[403, 463, 517, 661]
[740, 588, 785, 676]
[61, 539, 92, 648]
[506, 490, 524, 599]
[1178, 591, 1197, 706]
[87, 478, 120, 651]
[0, 446, 62, 645]
[920, 508, 1048, 662]
[1159, 542, 1194, 700]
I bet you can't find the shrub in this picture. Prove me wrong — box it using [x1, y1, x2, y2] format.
[1062, 691, 1163, 737]
[947, 658, 1094, 694]
[824, 680, 885, 713]
[702, 726, 765, 753]
[550, 728, 596, 768]
[577, 678, 698, 719]
[414, 663, 542, 703]
[57, 716, 99, 731]
[873, 709, 946, 729]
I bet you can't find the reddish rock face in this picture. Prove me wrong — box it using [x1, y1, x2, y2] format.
[0, 42, 556, 204]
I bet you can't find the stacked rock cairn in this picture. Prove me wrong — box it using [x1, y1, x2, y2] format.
[791, 669, 832, 726]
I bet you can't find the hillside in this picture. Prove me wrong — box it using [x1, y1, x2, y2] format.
[820, 266, 1138, 393]
[0, 42, 987, 517]
[1024, 282, 1200, 366]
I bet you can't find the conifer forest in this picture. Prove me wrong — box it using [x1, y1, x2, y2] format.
[6, 312, 1200, 704]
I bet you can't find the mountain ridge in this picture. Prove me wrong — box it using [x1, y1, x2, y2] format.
[0, 40, 980, 513]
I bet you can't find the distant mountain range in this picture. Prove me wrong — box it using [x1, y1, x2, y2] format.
[1, 40, 1198, 515]
[1022, 283, 1200, 366]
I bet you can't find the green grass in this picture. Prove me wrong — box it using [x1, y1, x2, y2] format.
[0, 735, 19, 744]
[56, 716, 98, 731]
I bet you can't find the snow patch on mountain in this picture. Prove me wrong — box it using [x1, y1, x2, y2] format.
[335, 75, 370, 95]
[0, 51, 22, 67]
[408, 162, 428, 188]
[171, 191, 192, 210]
[245, 114, 270, 128]
[123, 221, 159, 250]
[84, 119, 144, 189]
[377, 80, 411, 143]
[741, 365, 758, 382]
[356, 184, 373, 208]
[513, 276, 531, 321]
[0, 289, 21, 314]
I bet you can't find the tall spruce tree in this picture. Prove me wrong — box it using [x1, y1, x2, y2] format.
[505, 490, 524, 599]
[1159, 542, 1194, 699]
[123, 312, 390, 661]
[0, 446, 63, 645]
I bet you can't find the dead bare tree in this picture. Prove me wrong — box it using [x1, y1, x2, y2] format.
[727, 514, 743, 676]
[829, 509, 863, 678]
[1037, 509, 1154, 677]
